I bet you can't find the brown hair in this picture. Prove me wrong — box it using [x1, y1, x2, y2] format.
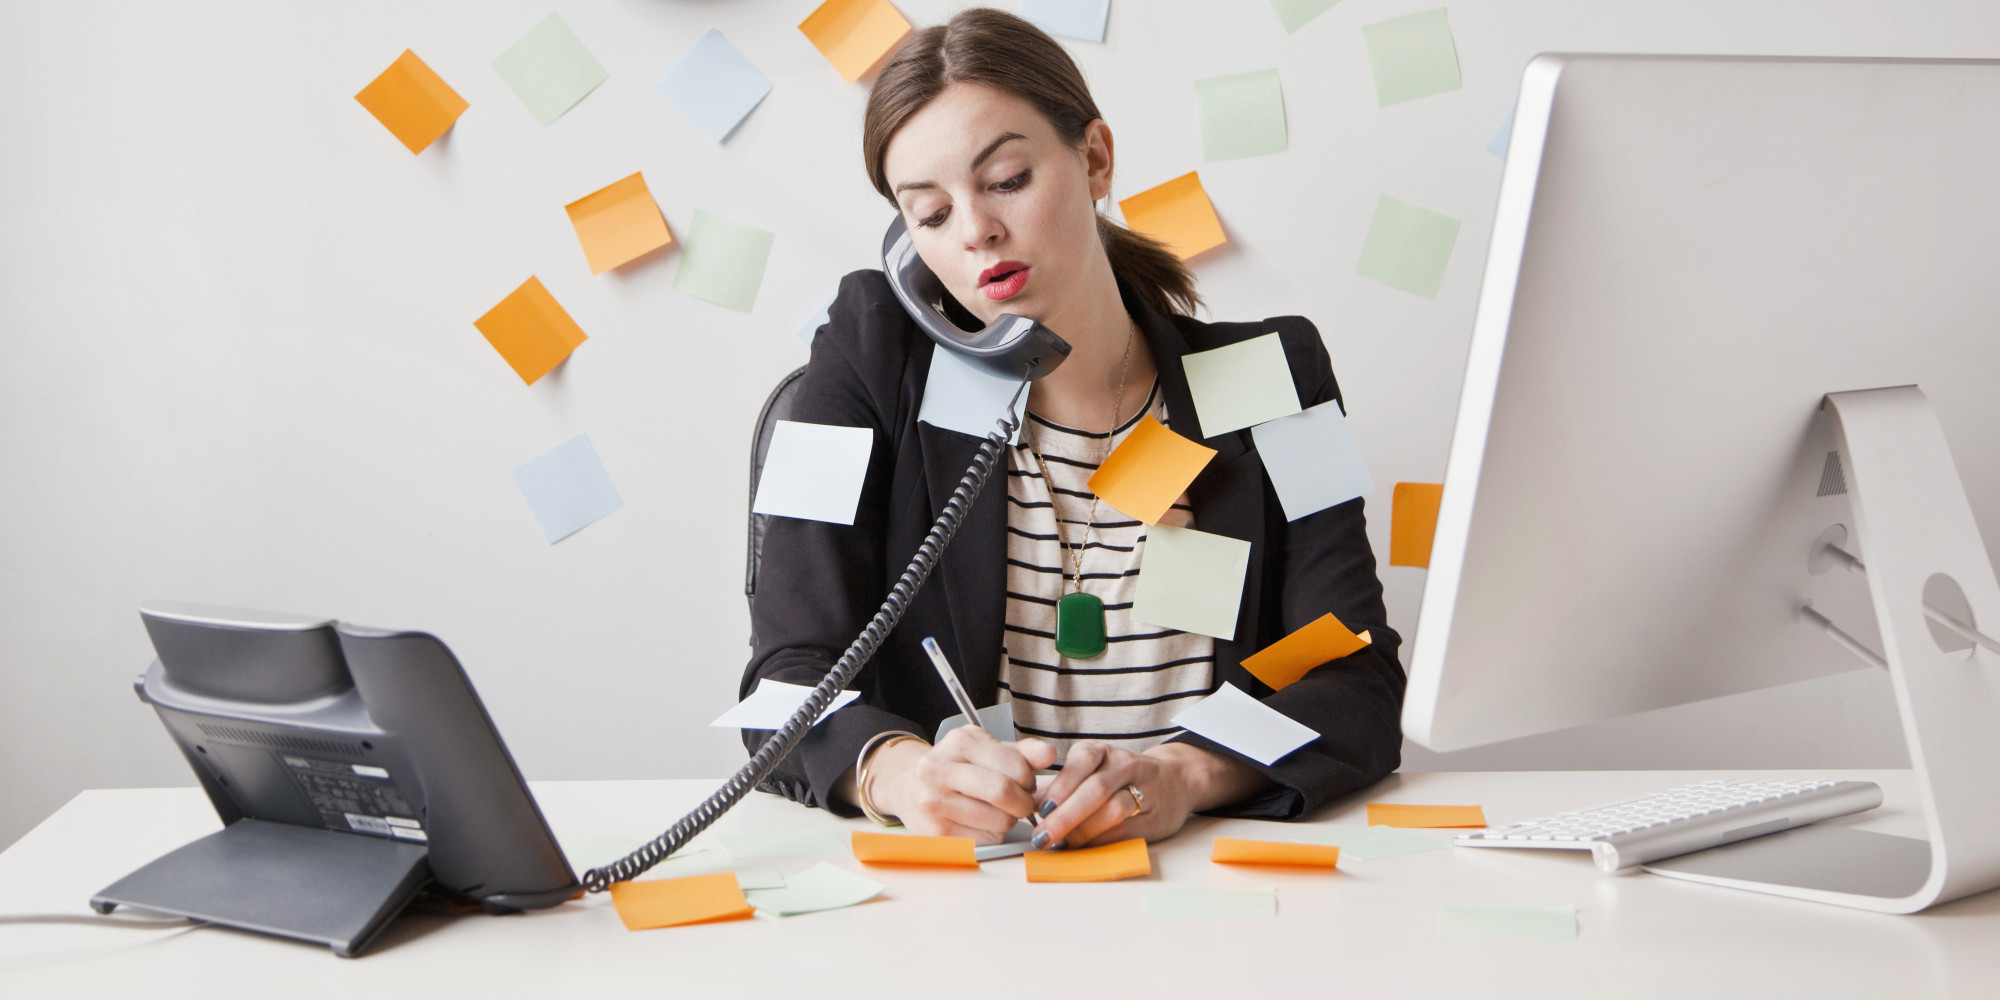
[863, 7, 1201, 318]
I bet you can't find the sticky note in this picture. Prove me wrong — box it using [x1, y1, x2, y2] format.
[746, 863, 884, 917]
[1118, 172, 1226, 261]
[1211, 837, 1340, 868]
[1171, 682, 1319, 766]
[1357, 195, 1460, 299]
[1487, 102, 1517, 159]
[1241, 613, 1372, 691]
[511, 434, 623, 544]
[1145, 886, 1278, 918]
[751, 420, 873, 525]
[717, 830, 849, 861]
[711, 679, 861, 730]
[799, 0, 913, 84]
[1291, 825, 1449, 860]
[1132, 524, 1251, 640]
[674, 209, 775, 312]
[1024, 838, 1150, 882]
[1182, 333, 1301, 437]
[1438, 904, 1577, 941]
[918, 345, 1026, 444]
[1195, 69, 1287, 162]
[608, 872, 754, 930]
[797, 291, 836, 347]
[1088, 416, 1216, 523]
[1268, 0, 1341, 32]
[474, 276, 588, 385]
[1252, 399, 1375, 520]
[656, 29, 773, 144]
[492, 13, 607, 126]
[1020, 0, 1110, 42]
[852, 831, 978, 867]
[354, 50, 467, 154]
[935, 701, 1016, 743]
[1367, 803, 1487, 828]
[565, 173, 673, 275]
[1361, 8, 1461, 107]
[1390, 482, 1444, 567]
[562, 835, 644, 872]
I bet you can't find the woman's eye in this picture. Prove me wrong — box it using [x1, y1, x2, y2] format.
[916, 207, 949, 229]
[994, 170, 1030, 192]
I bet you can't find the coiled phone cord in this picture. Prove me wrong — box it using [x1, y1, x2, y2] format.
[582, 377, 1031, 893]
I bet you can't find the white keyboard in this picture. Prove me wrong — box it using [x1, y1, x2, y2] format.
[1455, 777, 1884, 873]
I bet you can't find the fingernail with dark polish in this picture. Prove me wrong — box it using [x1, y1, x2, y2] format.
[1031, 830, 1051, 850]
[1038, 799, 1059, 818]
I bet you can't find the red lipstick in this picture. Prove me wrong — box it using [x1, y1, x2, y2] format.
[978, 260, 1030, 301]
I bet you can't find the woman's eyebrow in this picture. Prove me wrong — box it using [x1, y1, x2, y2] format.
[894, 132, 1028, 195]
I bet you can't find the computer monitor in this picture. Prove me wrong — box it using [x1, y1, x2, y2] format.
[1401, 54, 2000, 912]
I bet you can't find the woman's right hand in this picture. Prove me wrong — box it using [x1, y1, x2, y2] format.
[869, 727, 1056, 844]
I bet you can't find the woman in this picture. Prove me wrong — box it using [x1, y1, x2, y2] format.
[742, 8, 1403, 851]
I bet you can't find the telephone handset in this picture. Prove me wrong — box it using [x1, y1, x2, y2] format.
[580, 218, 1068, 892]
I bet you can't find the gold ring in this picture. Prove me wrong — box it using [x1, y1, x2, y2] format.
[1126, 783, 1148, 818]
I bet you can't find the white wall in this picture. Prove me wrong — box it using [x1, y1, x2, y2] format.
[4, 0, 1992, 848]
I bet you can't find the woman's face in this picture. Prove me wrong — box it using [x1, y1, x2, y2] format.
[882, 82, 1112, 327]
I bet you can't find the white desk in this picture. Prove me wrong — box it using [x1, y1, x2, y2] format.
[3, 770, 1995, 997]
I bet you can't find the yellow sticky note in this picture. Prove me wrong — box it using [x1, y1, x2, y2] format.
[1241, 613, 1372, 692]
[1119, 172, 1227, 261]
[1390, 482, 1444, 568]
[1024, 838, 1151, 883]
[1088, 415, 1216, 524]
[608, 872, 755, 930]
[799, 0, 913, 84]
[566, 173, 674, 275]
[1366, 803, 1487, 828]
[354, 49, 468, 155]
[474, 277, 588, 385]
[851, 830, 978, 867]
[1211, 837, 1341, 869]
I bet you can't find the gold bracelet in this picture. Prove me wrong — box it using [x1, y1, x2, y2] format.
[855, 730, 926, 826]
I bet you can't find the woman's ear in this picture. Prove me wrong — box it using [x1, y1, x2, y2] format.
[1084, 119, 1115, 202]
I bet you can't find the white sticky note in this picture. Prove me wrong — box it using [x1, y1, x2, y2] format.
[1438, 904, 1577, 941]
[655, 29, 773, 144]
[710, 679, 860, 730]
[745, 862, 884, 917]
[918, 346, 1025, 444]
[1132, 524, 1252, 640]
[1252, 399, 1375, 520]
[1020, 0, 1110, 42]
[751, 420, 873, 525]
[797, 291, 836, 347]
[1144, 886, 1278, 919]
[510, 433, 624, 543]
[1487, 102, 1516, 159]
[1291, 825, 1449, 860]
[1181, 333, 1302, 435]
[1171, 682, 1319, 766]
[934, 701, 1017, 743]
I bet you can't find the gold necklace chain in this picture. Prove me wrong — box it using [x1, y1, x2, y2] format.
[1025, 325, 1136, 593]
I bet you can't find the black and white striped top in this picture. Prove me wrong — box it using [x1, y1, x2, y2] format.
[1000, 382, 1215, 762]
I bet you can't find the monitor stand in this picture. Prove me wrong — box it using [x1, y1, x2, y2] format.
[1643, 385, 2000, 913]
[90, 818, 431, 957]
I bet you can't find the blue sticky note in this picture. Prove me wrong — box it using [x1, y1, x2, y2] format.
[655, 29, 773, 144]
[796, 291, 836, 347]
[511, 434, 624, 543]
[917, 346, 1025, 444]
[1020, 0, 1111, 42]
[1487, 102, 1516, 159]
[1251, 399, 1375, 520]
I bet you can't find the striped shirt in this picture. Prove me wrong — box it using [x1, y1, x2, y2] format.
[999, 381, 1215, 762]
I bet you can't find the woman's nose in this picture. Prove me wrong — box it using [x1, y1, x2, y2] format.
[958, 202, 1004, 250]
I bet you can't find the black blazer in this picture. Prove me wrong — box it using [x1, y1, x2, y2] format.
[741, 268, 1405, 821]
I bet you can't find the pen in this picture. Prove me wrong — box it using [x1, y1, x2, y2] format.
[920, 636, 986, 730]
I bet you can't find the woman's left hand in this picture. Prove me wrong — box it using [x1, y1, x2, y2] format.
[1030, 741, 1192, 849]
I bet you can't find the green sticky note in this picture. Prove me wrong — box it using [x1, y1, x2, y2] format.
[1133, 524, 1252, 640]
[493, 12, 608, 126]
[1357, 194, 1460, 299]
[1269, 0, 1342, 32]
[745, 862, 884, 917]
[1362, 8, 1462, 107]
[717, 829, 847, 861]
[1438, 904, 1577, 941]
[1291, 825, 1449, 860]
[561, 835, 643, 871]
[1144, 886, 1277, 919]
[675, 209, 776, 312]
[1195, 69, 1287, 162]
[1182, 332, 1302, 435]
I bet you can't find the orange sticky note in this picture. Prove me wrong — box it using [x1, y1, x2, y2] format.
[474, 277, 588, 385]
[354, 50, 468, 155]
[1118, 172, 1227, 261]
[799, 0, 913, 84]
[1366, 803, 1486, 828]
[1087, 415, 1216, 524]
[566, 173, 675, 275]
[851, 830, 978, 867]
[1241, 613, 1372, 692]
[607, 872, 755, 930]
[1211, 837, 1341, 868]
[1390, 482, 1444, 568]
[1024, 838, 1151, 883]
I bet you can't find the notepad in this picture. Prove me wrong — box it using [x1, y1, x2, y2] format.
[710, 679, 861, 730]
[1390, 482, 1445, 567]
[717, 830, 849, 861]
[1289, 825, 1449, 861]
[674, 209, 775, 312]
[1024, 838, 1150, 882]
[751, 420, 873, 525]
[1361, 7, 1461, 107]
[1118, 172, 1227, 261]
[1088, 416, 1215, 524]
[566, 173, 673, 275]
[1438, 904, 1577, 941]
[1252, 399, 1374, 520]
[1171, 682, 1319, 766]
[1211, 837, 1340, 868]
[354, 50, 467, 154]
[608, 872, 754, 930]
[935, 701, 1017, 743]
[746, 863, 884, 917]
[1019, 0, 1110, 42]
[798, 0, 913, 84]
[1367, 803, 1486, 828]
[1268, 0, 1340, 33]
[474, 276, 587, 385]
[1240, 613, 1371, 692]
[492, 12, 607, 126]
[1195, 69, 1287, 162]
[510, 434, 624, 543]
[852, 831, 978, 867]
[918, 345, 1026, 444]
[656, 29, 772, 144]
[1131, 525, 1251, 640]
[1182, 332, 1302, 436]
